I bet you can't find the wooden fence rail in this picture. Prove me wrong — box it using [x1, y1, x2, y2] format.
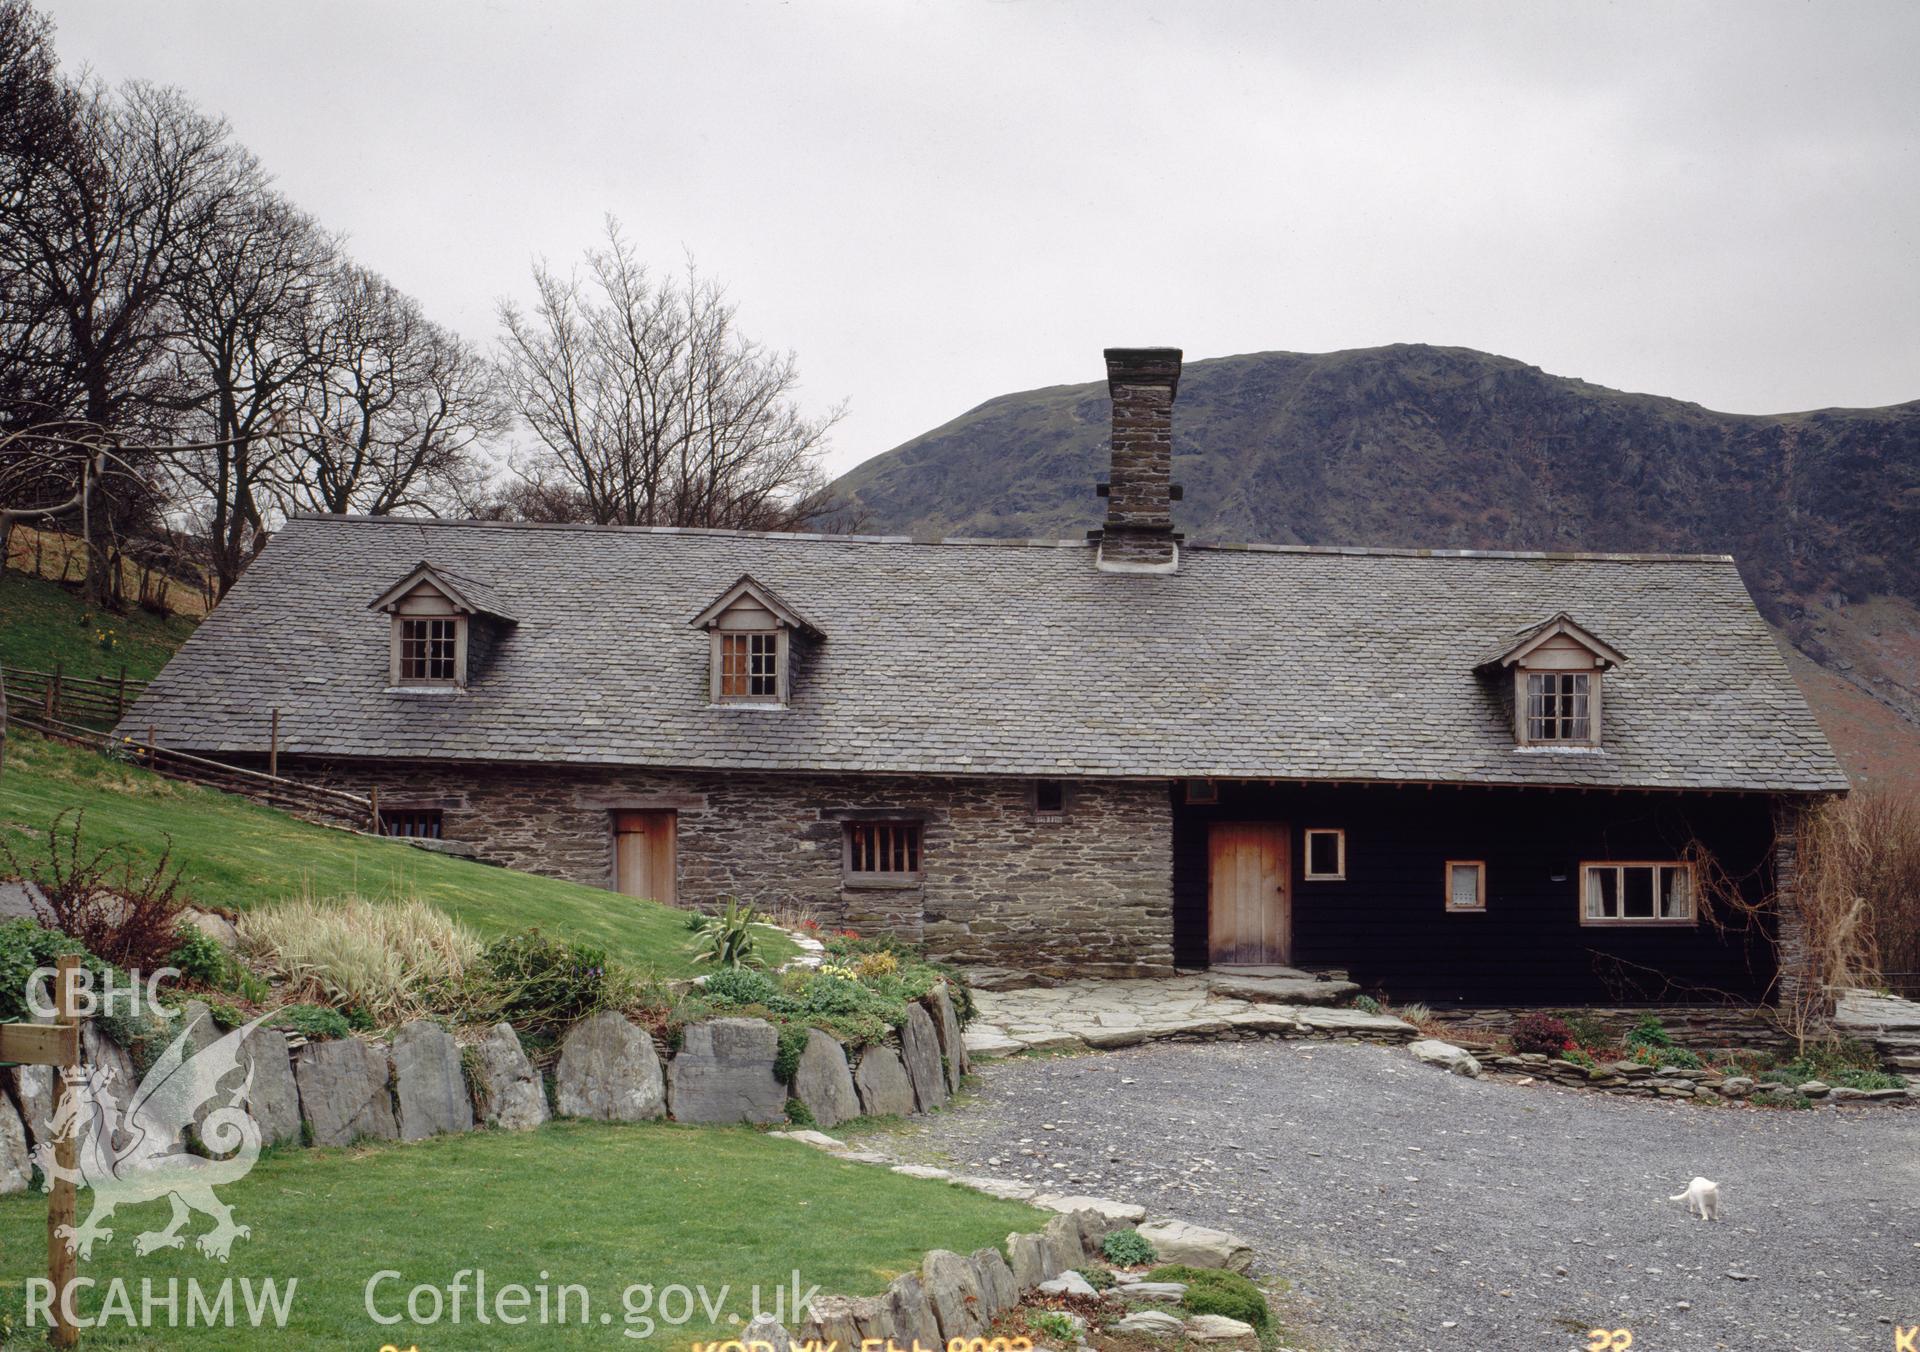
[0, 664, 148, 729]
[3, 706, 380, 833]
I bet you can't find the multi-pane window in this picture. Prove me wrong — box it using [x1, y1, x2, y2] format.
[1525, 671, 1592, 742]
[719, 632, 780, 701]
[1445, 860, 1486, 911]
[398, 618, 457, 683]
[381, 809, 444, 840]
[844, 821, 923, 881]
[1582, 863, 1694, 925]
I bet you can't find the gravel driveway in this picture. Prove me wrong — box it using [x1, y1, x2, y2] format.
[877, 1039, 1920, 1351]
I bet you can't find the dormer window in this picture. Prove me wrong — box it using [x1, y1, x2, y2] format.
[689, 574, 824, 709]
[369, 562, 517, 691]
[1476, 612, 1626, 749]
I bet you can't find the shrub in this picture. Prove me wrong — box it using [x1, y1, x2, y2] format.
[687, 898, 764, 970]
[237, 897, 481, 1024]
[167, 922, 232, 988]
[1560, 1012, 1611, 1051]
[1101, 1229, 1157, 1267]
[2, 809, 187, 970]
[268, 1004, 352, 1041]
[1081, 1266, 1116, 1292]
[702, 967, 780, 1008]
[1398, 1002, 1432, 1027]
[1025, 1311, 1080, 1343]
[1351, 994, 1382, 1014]
[1145, 1266, 1269, 1330]
[1510, 1012, 1575, 1056]
[1775, 1038, 1903, 1091]
[0, 918, 90, 1023]
[470, 929, 634, 1040]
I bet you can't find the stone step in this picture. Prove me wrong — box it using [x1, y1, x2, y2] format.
[1205, 972, 1360, 1006]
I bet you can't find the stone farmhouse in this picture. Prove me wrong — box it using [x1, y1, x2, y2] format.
[121, 348, 1847, 1002]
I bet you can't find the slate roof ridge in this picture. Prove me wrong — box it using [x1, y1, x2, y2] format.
[284, 512, 1736, 565]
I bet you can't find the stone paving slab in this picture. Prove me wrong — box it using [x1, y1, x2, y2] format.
[968, 975, 1411, 1057]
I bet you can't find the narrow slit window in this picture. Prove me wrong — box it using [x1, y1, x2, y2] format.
[1581, 863, 1695, 925]
[1525, 672, 1592, 742]
[1303, 829, 1345, 881]
[844, 821, 923, 882]
[1033, 780, 1068, 821]
[398, 617, 458, 683]
[1446, 860, 1486, 911]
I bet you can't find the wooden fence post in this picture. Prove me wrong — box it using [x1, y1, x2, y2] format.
[115, 666, 127, 722]
[48, 953, 80, 1348]
[369, 785, 380, 835]
[268, 708, 279, 779]
[45, 661, 59, 720]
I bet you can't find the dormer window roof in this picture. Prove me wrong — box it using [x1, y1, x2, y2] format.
[369, 561, 516, 690]
[688, 574, 822, 708]
[1476, 613, 1625, 749]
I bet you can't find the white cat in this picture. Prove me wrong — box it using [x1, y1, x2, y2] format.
[1669, 1176, 1721, 1221]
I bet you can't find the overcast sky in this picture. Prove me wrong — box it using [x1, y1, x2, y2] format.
[39, 0, 1920, 477]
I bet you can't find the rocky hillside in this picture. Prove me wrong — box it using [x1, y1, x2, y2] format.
[835, 345, 1920, 788]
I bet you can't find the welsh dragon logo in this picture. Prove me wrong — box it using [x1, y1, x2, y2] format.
[35, 1011, 274, 1262]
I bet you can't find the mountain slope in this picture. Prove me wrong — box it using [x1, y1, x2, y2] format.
[835, 345, 1920, 787]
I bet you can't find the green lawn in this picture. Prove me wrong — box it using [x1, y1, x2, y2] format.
[0, 1121, 1040, 1349]
[0, 730, 795, 977]
[0, 570, 200, 685]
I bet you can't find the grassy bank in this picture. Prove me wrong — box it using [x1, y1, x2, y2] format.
[0, 1121, 1039, 1348]
[0, 729, 794, 977]
[0, 569, 200, 685]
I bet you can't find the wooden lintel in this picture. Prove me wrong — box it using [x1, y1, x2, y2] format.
[0, 1021, 76, 1068]
[575, 794, 709, 813]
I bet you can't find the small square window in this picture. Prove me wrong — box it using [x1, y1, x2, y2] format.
[1183, 779, 1219, 805]
[1033, 779, 1069, 821]
[1445, 860, 1486, 912]
[381, 808, 444, 840]
[843, 821, 923, 884]
[1303, 829, 1345, 881]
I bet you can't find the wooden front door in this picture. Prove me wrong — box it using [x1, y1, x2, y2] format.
[613, 811, 677, 903]
[1207, 821, 1291, 965]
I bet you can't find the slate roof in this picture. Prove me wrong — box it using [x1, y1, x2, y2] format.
[118, 514, 1849, 793]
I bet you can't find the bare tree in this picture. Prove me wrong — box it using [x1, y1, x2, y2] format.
[0, 62, 258, 600]
[274, 263, 502, 519]
[495, 219, 843, 530]
[171, 190, 333, 596]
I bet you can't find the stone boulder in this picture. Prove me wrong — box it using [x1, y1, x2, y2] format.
[0, 1094, 29, 1195]
[1043, 1213, 1087, 1273]
[881, 1272, 943, 1352]
[294, 1038, 399, 1146]
[928, 986, 968, 1090]
[392, 1020, 474, 1141]
[921, 1249, 988, 1341]
[791, 1029, 860, 1129]
[1006, 1230, 1057, 1289]
[6, 1064, 53, 1149]
[1035, 1193, 1147, 1223]
[1409, 1038, 1483, 1078]
[1038, 1271, 1096, 1297]
[237, 1027, 303, 1147]
[900, 1004, 948, 1112]
[1187, 1314, 1258, 1341]
[1115, 1310, 1186, 1338]
[181, 908, 240, 949]
[741, 1314, 795, 1352]
[1136, 1218, 1254, 1274]
[853, 1046, 916, 1118]
[667, 1018, 787, 1125]
[471, 1023, 550, 1130]
[970, 1246, 1018, 1314]
[554, 1012, 665, 1122]
[797, 1293, 880, 1347]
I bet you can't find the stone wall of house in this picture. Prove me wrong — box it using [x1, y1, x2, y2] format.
[287, 758, 1176, 978]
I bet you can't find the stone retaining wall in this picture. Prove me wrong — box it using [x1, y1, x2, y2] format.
[1477, 1049, 1912, 1105]
[1424, 1004, 1801, 1058]
[0, 985, 975, 1193]
[289, 757, 1176, 978]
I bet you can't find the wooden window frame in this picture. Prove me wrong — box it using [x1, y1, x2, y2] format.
[1031, 779, 1071, 823]
[710, 628, 788, 706]
[1579, 861, 1697, 927]
[842, 820, 924, 888]
[1183, 779, 1220, 805]
[380, 808, 445, 840]
[391, 614, 467, 688]
[1302, 828, 1346, 881]
[1515, 668, 1601, 746]
[1444, 859, 1486, 912]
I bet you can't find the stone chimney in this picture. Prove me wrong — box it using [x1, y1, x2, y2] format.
[1095, 347, 1183, 572]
